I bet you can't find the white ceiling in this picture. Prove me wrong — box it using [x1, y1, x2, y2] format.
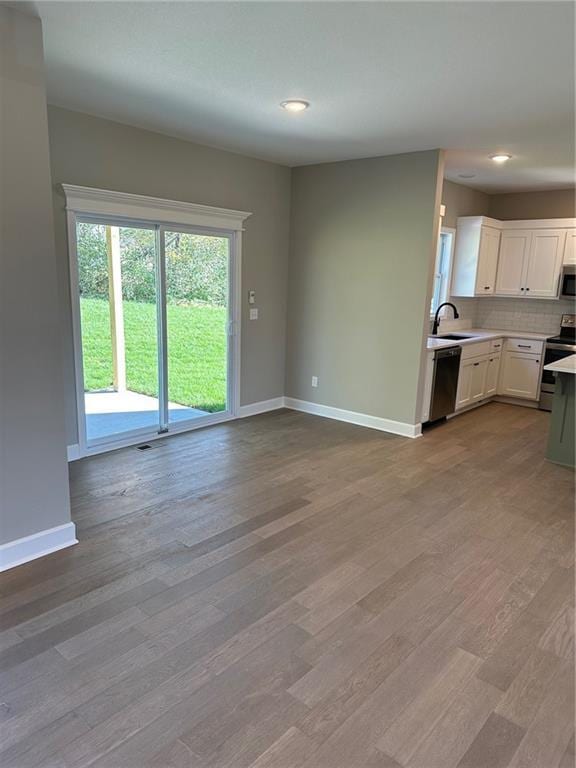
[37, 1, 575, 192]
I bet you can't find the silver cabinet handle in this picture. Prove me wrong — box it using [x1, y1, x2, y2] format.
[518, 344, 531, 348]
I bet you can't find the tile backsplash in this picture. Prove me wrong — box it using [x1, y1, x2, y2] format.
[443, 296, 575, 335]
[474, 297, 574, 334]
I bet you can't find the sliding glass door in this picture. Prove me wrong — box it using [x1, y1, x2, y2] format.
[163, 230, 230, 426]
[74, 218, 234, 449]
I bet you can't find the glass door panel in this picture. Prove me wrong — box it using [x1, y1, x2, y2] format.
[163, 230, 230, 425]
[76, 220, 160, 443]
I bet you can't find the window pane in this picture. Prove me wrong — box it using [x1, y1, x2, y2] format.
[164, 231, 229, 424]
[77, 221, 160, 442]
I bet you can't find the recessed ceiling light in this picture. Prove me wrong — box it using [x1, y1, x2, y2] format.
[280, 100, 310, 113]
[458, 173, 476, 179]
[489, 153, 512, 163]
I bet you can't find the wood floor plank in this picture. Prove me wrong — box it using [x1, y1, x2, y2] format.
[405, 676, 503, 768]
[495, 647, 563, 729]
[455, 713, 526, 768]
[377, 647, 482, 764]
[506, 660, 575, 768]
[0, 405, 571, 768]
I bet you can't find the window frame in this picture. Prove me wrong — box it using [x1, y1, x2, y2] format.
[430, 226, 456, 317]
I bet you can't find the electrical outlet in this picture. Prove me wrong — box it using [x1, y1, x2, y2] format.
[249, 308, 259, 320]
[311, 376, 318, 388]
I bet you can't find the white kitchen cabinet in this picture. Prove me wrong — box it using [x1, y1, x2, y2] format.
[495, 230, 531, 296]
[495, 229, 565, 298]
[470, 358, 488, 403]
[563, 229, 576, 265]
[455, 358, 474, 410]
[456, 342, 491, 410]
[452, 218, 501, 297]
[499, 350, 542, 400]
[474, 228, 501, 295]
[524, 230, 565, 297]
[484, 354, 501, 397]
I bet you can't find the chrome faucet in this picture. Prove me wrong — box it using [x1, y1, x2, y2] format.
[432, 302, 459, 335]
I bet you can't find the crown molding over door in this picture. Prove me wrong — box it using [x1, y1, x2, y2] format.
[62, 185, 252, 231]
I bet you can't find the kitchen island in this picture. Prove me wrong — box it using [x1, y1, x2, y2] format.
[543, 354, 575, 469]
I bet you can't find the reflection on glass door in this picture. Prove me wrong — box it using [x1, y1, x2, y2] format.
[76, 220, 160, 443]
[163, 231, 230, 425]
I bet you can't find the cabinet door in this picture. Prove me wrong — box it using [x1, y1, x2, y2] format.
[485, 354, 501, 397]
[474, 228, 500, 295]
[455, 359, 473, 410]
[495, 230, 531, 296]
[500, 352, 541, 400]
[564, 230, 576, 265]
[470, 358, 488, 402]
[524, 230, 565, 298]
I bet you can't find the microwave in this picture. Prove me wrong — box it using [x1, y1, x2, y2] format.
[560, 266, 576, 298]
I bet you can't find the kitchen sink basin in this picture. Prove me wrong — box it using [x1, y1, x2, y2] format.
[435, 334, 477, 340]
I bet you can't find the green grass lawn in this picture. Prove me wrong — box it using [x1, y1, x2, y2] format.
[81, 297, 227, 412]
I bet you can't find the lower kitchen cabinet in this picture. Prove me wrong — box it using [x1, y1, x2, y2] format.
[456, 356, 489, 409]
[499, 350, 542, 399]
[470, 358, 489, 403]
[485, 354, 501, 397]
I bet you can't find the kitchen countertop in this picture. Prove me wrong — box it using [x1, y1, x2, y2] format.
[544, 354, 576, 375]
[427, 328, 550, 351]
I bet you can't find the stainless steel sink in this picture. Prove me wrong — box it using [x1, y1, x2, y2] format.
[435, 334, 476, 340]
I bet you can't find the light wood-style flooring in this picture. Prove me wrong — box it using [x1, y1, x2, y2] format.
[1, 404, 574, 768]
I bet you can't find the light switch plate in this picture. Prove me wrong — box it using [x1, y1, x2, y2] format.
[248, 290, 256, 304]
[249, 308, 259, 320]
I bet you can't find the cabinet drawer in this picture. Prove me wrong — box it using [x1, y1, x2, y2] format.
[506, 338, 544, 354]
[490, 338, 503, 351]
[461, 341, 491, 360]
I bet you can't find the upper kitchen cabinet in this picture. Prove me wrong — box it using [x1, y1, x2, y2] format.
[563, 230, 576, 265]
[452, 216, 575, 301]
[525, 230, 566, 297]
[451, 217, 501, 297]
[495, 228, 565, 298]
[495, 230, 532, 296]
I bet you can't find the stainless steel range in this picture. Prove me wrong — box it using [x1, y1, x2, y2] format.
[540, 314, 576, 411]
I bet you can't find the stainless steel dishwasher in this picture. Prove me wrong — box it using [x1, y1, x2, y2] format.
[429, 346, 461, 421]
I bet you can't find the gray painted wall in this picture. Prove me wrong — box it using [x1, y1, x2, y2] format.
[286, 150, 444, 426]
[442, 180, 575, 224]
[489, 188, 575, 220]
[441, 180, 490, 228]
[47, 107, 292, 445]
[0, 8, 71, 545]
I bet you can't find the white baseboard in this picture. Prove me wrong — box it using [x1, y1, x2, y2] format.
[0, 522, 78, 572]
[283, 397, 421, 438]
[238, 397, 285, 418]
[67, 444, 81, 461]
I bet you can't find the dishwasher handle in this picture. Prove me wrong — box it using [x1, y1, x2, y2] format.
[434, 346, 462, 360]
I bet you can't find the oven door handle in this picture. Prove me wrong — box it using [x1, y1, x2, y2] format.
[545, 343, 576, 352]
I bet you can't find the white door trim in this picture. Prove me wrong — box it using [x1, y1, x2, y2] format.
[62, 185, 252, 231]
